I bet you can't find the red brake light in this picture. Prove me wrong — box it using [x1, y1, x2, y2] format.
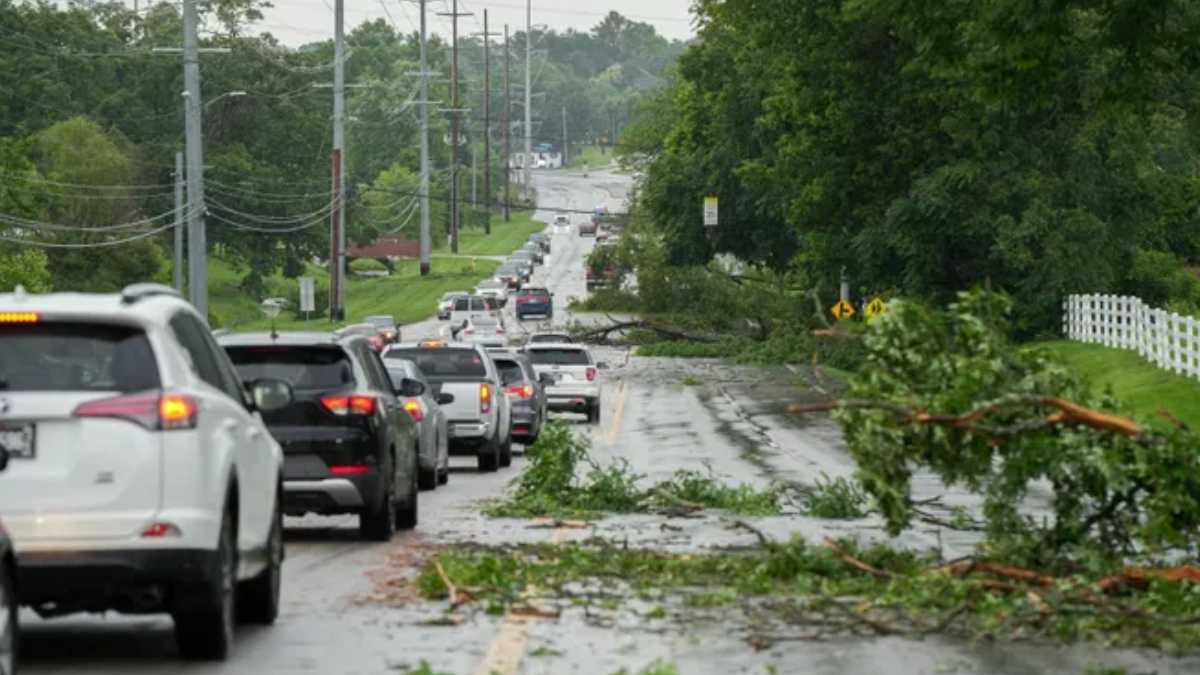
[141, 522, 182, 538]
[586, 367, 597, 382]
[505, 384, 534, 399]
[480, 383, 492, 414]
[329, 465, 370, 476]
[74, 391, 197, 430]
[321, 395, 377, 416]
[403, 399, 425, 422]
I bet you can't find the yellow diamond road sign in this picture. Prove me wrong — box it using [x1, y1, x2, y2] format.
[864, 296, 887, 320]
[831, 299, 855, 320]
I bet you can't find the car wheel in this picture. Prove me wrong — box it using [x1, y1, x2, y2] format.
[477, 436, 500, 472]
[589, 400, 602, 425]
[360, 458, 396, 541]
[396, 455, 419, 530]
[500, 432, 513, 468]
[175, 505, 236, 660]
[238, 487, 282, 625]
[0, 557, 17, 675]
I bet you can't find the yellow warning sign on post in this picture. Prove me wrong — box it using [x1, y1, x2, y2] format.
[864, 296, 887, 320]
[830, 299, 856, 321]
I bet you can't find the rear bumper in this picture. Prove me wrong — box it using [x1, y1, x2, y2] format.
[18, 547, 218, 613]
[510, 409, 540, 439]
[448, 420, 492, 453]
[283, 477, 368, 515]
[516, 305, 553, 317]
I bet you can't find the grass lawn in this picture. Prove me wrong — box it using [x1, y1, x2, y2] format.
[568, 145, 611, 170]
[1033, 340, 1200, 429]
[208, 257, 497, 332]
[453, 211, 545, 256]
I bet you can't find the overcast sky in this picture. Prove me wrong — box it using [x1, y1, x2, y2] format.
[252, 0, 698, 46]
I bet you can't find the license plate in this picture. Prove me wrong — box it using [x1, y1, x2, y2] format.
[0, 423, 35, 459]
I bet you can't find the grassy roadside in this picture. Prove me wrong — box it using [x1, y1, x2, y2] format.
[1033, 340, 1200, 428]
[567, 144, 611, 170]
[208, 257, 497, 332]
[453, 211, 544, 256]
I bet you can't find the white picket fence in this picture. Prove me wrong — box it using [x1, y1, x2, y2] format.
[1063, 294, 1200, 379]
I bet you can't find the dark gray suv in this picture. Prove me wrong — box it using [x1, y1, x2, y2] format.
[488, 350, 552, 444]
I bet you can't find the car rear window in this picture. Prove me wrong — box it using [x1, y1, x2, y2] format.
[493, 359, 524, 385]
[527, 348, 591, 366]
[225, 346, 355, 390]
[366, 316, 395, 329]
[0, 322, 160, 392]
[385, 348, 487, 378]
[453, 297, 488, 311]
[529, 334, 570, 343]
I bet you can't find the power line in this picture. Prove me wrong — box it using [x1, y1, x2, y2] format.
[0, 222, 177, 248]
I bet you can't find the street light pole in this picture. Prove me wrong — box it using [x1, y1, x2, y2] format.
[330, 0, 346, 321]
[182, 0, 208, 318]
[524, 0, 532, 201]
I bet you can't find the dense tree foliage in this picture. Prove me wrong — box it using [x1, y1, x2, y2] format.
[627, 0, 1200, 332]
[0, 1, 679, 296]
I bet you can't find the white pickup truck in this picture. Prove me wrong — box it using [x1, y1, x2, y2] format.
[384, 341, 513, 471]
[523, 342, 607, 424]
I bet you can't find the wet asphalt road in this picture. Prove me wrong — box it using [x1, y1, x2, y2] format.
[18, 168, 1200, 674]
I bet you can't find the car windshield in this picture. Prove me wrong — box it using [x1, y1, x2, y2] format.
[0, 322, 160, 392]
[225, 345, 354, 390]
[526, 348, 591, 366]
[385, 348, 487, 379]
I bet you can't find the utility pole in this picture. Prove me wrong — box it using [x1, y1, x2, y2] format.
[562, 104, 568, 167]
[439, 0, 472, 254]
[182, 0, 208, 318]
[523, 0, 532, 201]
[417, 0, 431, 275]
[474, 10, 497, 234]
[173, 151, 184, 292]
[503, 24, 512, 222]
[329, 0, 347, 320]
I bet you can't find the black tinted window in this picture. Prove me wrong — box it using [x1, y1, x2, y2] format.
[0, 322, 159, 392]
[225, 346, 355, 390]
[493, 359, 524, 385]
[527, 348, 590, 366]
[385, 348, 487, 378]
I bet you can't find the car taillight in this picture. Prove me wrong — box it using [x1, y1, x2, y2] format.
[586, 367, 597, 382]
[403, 399, 425, 422]
[321, 395, 377, 416]
[506, 384, 534, 399]
[496, 328, 505, 334]
[73, 391, 198, 431]
[480, 383, 492, 413]
[329, 465, 370, 476]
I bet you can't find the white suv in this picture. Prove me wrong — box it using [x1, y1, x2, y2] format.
[0, 283, 292, 660]
[523, 343, 607, 424]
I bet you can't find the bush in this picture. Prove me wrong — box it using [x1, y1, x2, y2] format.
[350, 257, 388, 273]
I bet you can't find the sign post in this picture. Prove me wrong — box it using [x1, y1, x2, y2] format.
[298, 277, 315, 321]
[703, 195, 718, 227]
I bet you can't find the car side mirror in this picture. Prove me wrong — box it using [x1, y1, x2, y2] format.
[0, 445, 8, 473]
[436, 392, 455, 405]
[397, 378, 426, 398]
[539, 372, 557, 385]
[249, 378, 294, 412]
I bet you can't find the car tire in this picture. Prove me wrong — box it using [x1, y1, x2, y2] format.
[477, 436, 500, 472]
[0, 558, 17, 675]
[237, 487, 283, 625]
[360, 458, 396, 541]
[418, 464, 438, 491]
[396, 455, 419, 530]
[589, 400, 601, 425]
[500, 432, 513, 468]
[438, 467, 449, 485]
[174, 505, 236, 660]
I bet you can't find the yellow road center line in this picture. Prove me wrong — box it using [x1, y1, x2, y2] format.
[474, 527, 571, 675]
[605, 380, 629, 445]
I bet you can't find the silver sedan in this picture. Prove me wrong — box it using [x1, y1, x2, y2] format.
[386, 359, 452, 489]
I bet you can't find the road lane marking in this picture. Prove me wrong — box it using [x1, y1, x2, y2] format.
[606, 379, 629, 445]
[473, 527, 570, 675]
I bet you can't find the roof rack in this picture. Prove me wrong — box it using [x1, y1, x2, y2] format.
[120, 283, 182, 305]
